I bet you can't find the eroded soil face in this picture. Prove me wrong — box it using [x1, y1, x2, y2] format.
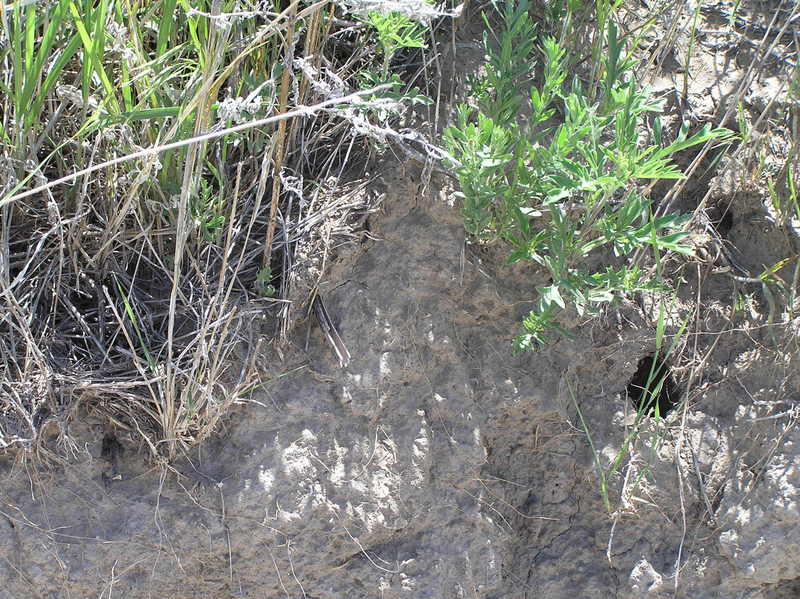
[2, 2, 800, 598]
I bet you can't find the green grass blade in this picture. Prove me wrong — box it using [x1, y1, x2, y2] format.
[571, 382, 611, 512]
[90, 0, 110, 84]
[79, 0, 92, 99]
[24, 2, 34, 74]
[115, 277, 157, 373]
[10, 2, 24, 138]
[96, 106, 183, 126]
[69, 0, 120, 113]
[27, 33, 82, 129]
[14, 0, 76, 133]
[157, 0, 179, 57]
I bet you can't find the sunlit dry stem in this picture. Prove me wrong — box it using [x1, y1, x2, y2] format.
[263, 0, 299, 271]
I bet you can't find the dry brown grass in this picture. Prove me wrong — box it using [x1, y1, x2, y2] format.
[0, 0, 449, 461]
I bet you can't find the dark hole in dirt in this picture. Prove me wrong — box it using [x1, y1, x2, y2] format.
[101, 433, 123, 462]
[267, 244, 286, 297]
[700, 192, 735, 241]
[626, 355, 679, 417]
[717, 208, 734, 238]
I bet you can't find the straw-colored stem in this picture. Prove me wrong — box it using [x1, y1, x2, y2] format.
[263, 0, 299, 272]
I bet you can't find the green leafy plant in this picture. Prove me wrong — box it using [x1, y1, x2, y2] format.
[444, 2, 733, 351]
[356, 9, 432, 120]
[191, 178, 226, 242]
[363, 10, 427, 79]
[469, 0, 538, 124]
[256, 266, 276, 298]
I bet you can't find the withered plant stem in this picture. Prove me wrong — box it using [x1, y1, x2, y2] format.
[263, 1, 299, 271]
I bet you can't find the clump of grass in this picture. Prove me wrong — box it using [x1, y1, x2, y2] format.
[0, 1, 439, 459]
[444, 0, 733, 350]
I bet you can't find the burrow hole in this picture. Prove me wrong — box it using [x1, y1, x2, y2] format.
[707, 203, 734, 239]
[717, 208, 734, 238]
[626, 355, 679, 417]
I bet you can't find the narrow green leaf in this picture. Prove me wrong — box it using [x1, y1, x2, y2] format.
[69, 0, 120, 113]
